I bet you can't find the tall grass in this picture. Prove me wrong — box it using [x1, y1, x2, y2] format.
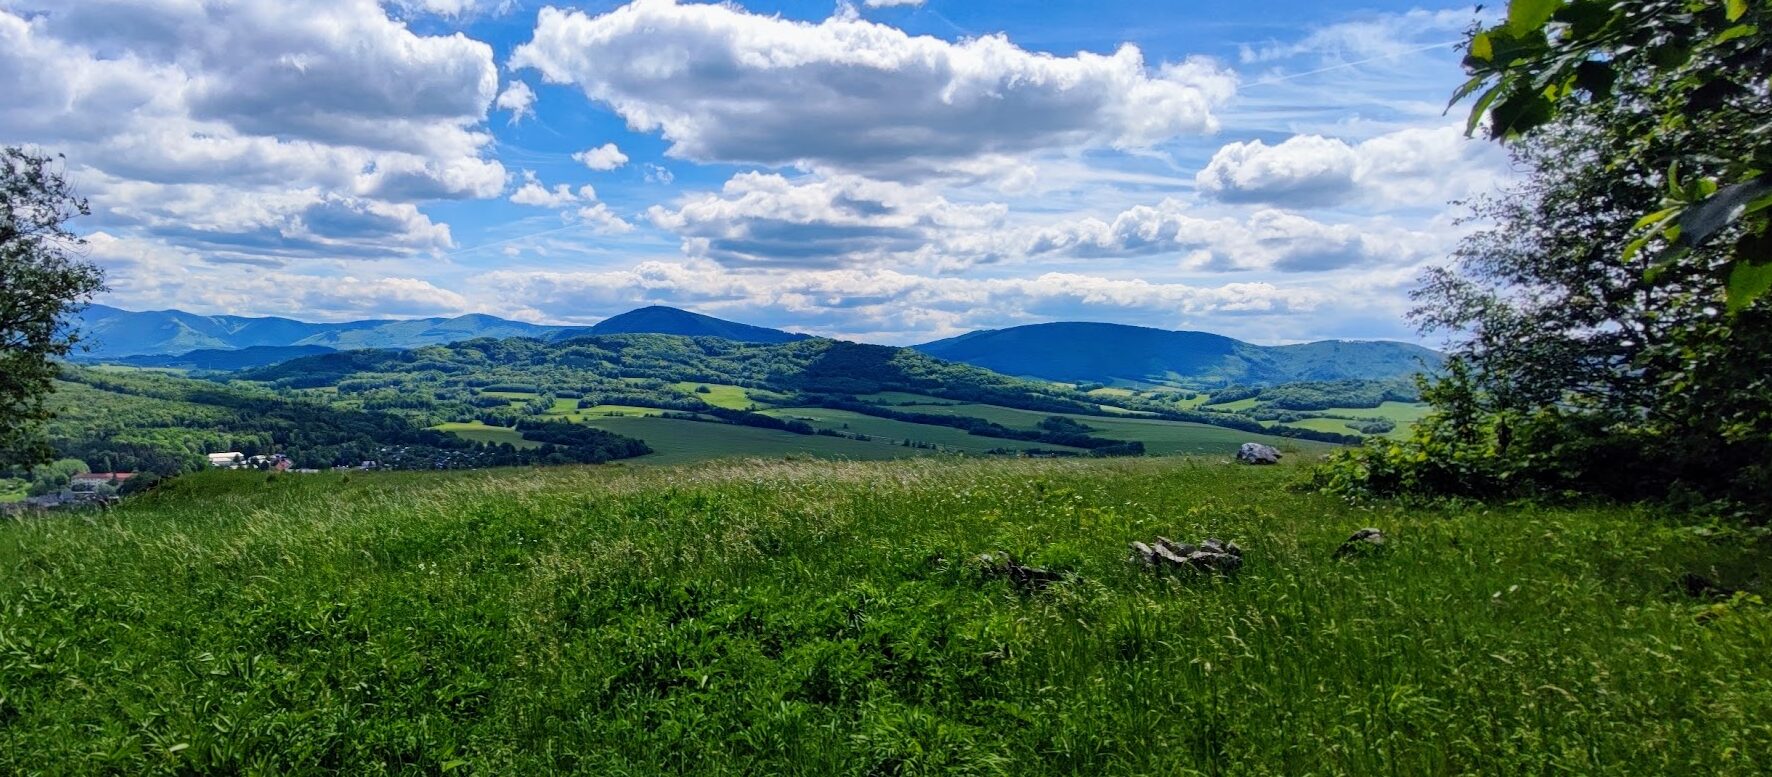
[2, 458, 1768, 774]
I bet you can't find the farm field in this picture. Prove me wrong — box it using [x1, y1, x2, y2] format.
[1, 458, 1765, 774]
[897, 402, 1333, 455]
[429, 422, 539, 449]
[759, 407, 1087, 454]
[575, 415, 923, 466]
[851, 391, 959, 406]
[1201, 396, 1258, 411]
[670, 382, 786, 409]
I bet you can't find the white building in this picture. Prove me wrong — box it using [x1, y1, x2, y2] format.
[206, 452, 244, 468]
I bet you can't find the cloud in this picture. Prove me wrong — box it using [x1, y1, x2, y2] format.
[478, 260, 1334, 342]
[509, 171, 593, 207]
[1025, 199, 1441, 272]
[495, 80, 536, 124]
[573, 143, 629, 171]
[511, 0, 1235, 177]
[864, 0, 926, 7]
[84, 232, 471, 319]
[575, 203, 636, 235]
[647, 172, 1007, 269]
[1238, 8, 1477, 65]
[0, 1, 501, 260]
[643, 164, 675, 184]
[1195, 125, 1508, 207]
[645, 170, 1442, 274]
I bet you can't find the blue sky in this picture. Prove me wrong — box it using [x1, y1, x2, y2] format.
[1, 0, 1509, 344]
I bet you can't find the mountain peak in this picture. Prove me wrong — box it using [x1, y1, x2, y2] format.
[589, 306, 808, 344]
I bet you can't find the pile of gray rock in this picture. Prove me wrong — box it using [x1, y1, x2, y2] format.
[1236, 442, 1282, 465]
[1130, 536, 1243, 575]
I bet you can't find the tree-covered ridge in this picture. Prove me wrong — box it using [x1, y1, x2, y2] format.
[233, 334, 1363, 446]
[32, 367, 651, 477]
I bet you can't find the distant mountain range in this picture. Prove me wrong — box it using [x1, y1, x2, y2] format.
[912, 322, 1441, 386]
[75, 304, 1436, 385]
[73, 304, 806, 360]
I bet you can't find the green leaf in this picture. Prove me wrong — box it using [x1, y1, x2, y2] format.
[1714, 24, 1757, 44]
[1469, 32, 1494, 62]
[1725, 261, 1772, 313]
[1632, 206, 1682, 231]
[1508, 0, 1562, 35]
[1725, 0, 1748, 23]
[1465, 85, 1503, 136]
[1488, 91, 1554, 140]
[1676, 176, 1772, 247]
[1448, 74, 1489, 109]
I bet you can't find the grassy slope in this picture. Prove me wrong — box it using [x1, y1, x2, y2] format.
[899, 402, 1333, 456]
[1, 459, 1766, 775]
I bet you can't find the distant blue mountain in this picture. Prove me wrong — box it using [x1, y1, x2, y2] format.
[914, 322, 1440, 386]
[583, 305, 809, 344]
[71, 304, 808, 359]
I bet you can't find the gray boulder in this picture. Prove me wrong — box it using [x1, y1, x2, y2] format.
[1236, 442, 1282, 465]
[1132, 535, 1243, 575]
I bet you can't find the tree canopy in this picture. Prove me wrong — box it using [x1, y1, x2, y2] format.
[0, 147, 105, 470]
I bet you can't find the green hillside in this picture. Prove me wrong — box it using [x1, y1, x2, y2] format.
[2, 458, 1765, 773]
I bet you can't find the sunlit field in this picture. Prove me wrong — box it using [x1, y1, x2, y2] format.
[3, 457, 1767, 774]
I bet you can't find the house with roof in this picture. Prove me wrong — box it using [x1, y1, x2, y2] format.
[207, 452, 244, 468]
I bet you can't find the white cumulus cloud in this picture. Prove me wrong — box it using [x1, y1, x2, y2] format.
[573, 143, 629, 171]
[511, 0, 1235, 178]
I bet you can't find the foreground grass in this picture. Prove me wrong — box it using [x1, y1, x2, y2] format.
[2, 458, 1769, 775]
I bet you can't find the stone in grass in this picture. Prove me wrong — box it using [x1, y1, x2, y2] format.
[1236, 442, 1282, 465]
[1334, 528, 1387, 559]
[1132, 536, 1243, 575]
[976, 551, 1066, 591]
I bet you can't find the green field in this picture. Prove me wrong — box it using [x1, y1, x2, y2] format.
[760, 407, 1087, 454]
[430, 421, 540, 449]
[2, 459, 1765, 774]
[1318, 401, 1433, 426]
[576, 415, 926, 466]
[898, 402, 1333, 455]
[480, 390, 540, 400]
[545, 404, 672, 421]
[851, 391, 960, 406]
[671, 382, 787, 409]
[1201, 396, 1258, 411]
[0, 479, 24, 504]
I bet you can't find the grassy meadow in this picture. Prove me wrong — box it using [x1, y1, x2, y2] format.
[2, 457, 1768, 774]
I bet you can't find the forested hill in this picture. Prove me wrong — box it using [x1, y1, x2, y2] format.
[234, 334, 1097, 412]
[232, 334, 1363, 446]
[914, 322, 1440, 386]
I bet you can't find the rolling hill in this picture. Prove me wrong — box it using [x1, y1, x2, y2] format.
[71, 304, 806, 359]
[914, 322, 1441, 386]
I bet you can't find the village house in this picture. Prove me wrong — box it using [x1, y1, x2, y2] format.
[206, 452, 244, 468]
[70, 472, 135, 487]
[244, 454, 292, 472]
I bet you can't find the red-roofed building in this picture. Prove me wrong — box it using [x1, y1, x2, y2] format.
[71, 472, 135, 484]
